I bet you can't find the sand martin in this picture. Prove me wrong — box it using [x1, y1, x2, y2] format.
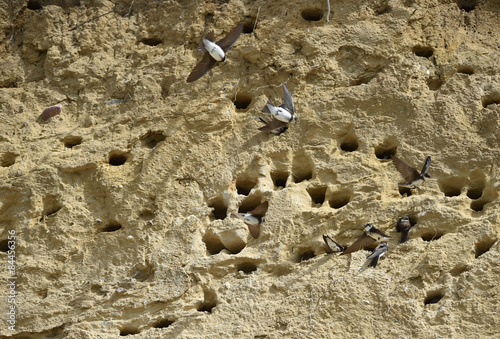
[366, 241, 388, 268]
[341, 224, 391, 255]
[391, 155, 431, 189]
[230, 201, 268, 239]
[186, 23, 243, 82]
[396, 215, 413, 243]
[259, 84, 296, 134]
[322, 235, 345, 253]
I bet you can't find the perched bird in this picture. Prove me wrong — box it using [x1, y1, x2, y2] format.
[230, 201, 268, 239]
[391, 155, 431, 189]
[322, 235, 345, 253]
[341, 224, 391, 255]
[259, 84, 296, 134]
[396, 215, 413, 243]
[186, 23, 243, 82]
[366, 242, 388, 268]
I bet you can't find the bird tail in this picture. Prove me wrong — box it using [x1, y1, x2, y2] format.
[197, 31, 215, 52]
[261, 100, 273, 113]
[368, 256, 379, 268]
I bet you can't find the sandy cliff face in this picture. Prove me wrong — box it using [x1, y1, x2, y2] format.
[0, 0, 499, 337]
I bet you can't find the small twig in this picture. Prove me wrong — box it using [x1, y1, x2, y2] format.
[69, 10, 115, 31]
[252, 1, 268, 37]
[326, 0, 331, 22]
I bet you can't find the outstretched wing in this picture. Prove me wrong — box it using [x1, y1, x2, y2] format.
[186, 53, 217, 82]
[420, 156, 431, 175]
[391, 155, 419, 183]
[341, 234, 375, 255]
[250, 201, 268, 217]
[258, 118, 288, 131]
[282, 84, 295, 114]
[216, 23, 244, 51]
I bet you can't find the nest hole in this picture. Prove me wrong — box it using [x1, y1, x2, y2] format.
[424, 291, 444, 305]
[457, 66, 474, 75]
[297, 249, 316, 262]
[271, 171, 289, 188]
[208, 197, 227, 220]
[455, 0, 477, 11]
[120, 326, 140, 336]
[236, 179, 257, 196]
[1, 152, 18, 167]
[202, 231, 225, 255]
[243, 16, 256, 33]
[292, 151, 314, 183]
[27, 0, 43, 10]
[470, 200, 487, 212]
[102, 222, 122, 232]
[427, 77, 444, 91]
[421, 231, 444, 242]
[412, 45, 434, 58]
[475, 238, 496, 258]
[61, 136, 82, 148]
[0, 239, 9, 252]
[398, 186, 413, 197]
[307, 185, 327, 206]
[109, 151, 129, 166]
[376, 4, 391, 15]
[139, 209, 155, 221]
[467, 188, 483, 200]
[301, 8, 323, 21]
[340, 140, 359, 152]
[197, 289, 217, 313]
[140, 38, 162, 46]
[438, 176, 466, 197]
[237, 262, 258, 274]
[374, 142, 397, 159]
[153, 318, 174, 329]
[42, 195, 63, 218]
[329, 190, 351, 209]
[233, 92, 252, 110]
[481, 94, 500, 108]
[140, 131, 166, 149]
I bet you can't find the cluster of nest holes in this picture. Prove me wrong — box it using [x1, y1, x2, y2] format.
[140, 131, 166, 149]
[197, 289, 218, 313]
[236, 177, 257, 196]
[1, 152, 18, 167]
[421, 230, 444, 242]
[232, 92, 252, 110]
[60, 135, 82, 148]
[424, 290, 444, 305]
[243, 16, 256, 34]
[412, 45, 434, 59]
[109, 150, 129, 166]
[474, 238, 497, 259]
[140, 37, 163, 46]
[271, 170, 289, 188]
[27, 0, 80, 10]
[237, 262, 258, 274]
[455, 0, 477, 12]
[301, 8, 323, 21]
[438, 172, 495, 212]
[120, 325, 140, 336]
[481, 93, 500, 108]
[100, 221, 122, 233]
[296, 248, 316, 263]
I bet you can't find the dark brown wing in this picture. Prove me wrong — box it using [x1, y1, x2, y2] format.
[420, 156, 431, 176]
[391, 155, 419, 183]
[258, 118, 288, 131]
[216, 23, 243, 51]
[247, 224, 260, 239]
[250, 201, 268, 217]
[282, 84, 295, 114]
[186, 53, 217, 83]
[341, 234, 375, 255]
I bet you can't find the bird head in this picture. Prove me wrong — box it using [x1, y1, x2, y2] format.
[363, 223, 374, 232]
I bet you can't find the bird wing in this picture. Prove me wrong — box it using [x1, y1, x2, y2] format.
[420, 156, 431, 175]
[250, 201, 268, 217]
[391, 155, 420, 183]
[282, 83, 295, 114]
[258, 118, 288, 131]
[186, 53, 217, 82]
[372, 227, 390, 238]
[247, 224, 260, 239]
[216, 23, 243, 51]
[342, 234, 375, 255]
